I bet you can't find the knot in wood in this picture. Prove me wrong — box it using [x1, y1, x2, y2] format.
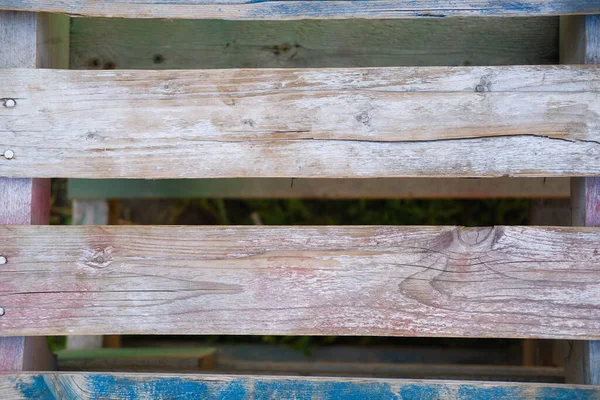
[455, 227, 497, 247]
[80, 247, 113, 269]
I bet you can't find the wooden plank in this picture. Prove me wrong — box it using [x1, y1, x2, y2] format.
[69, 17, 563, 199]
[56, 348, 216, 372]
[1, 373, 598, 399]
[2, 225, 600, 338]
[1, 0, 598, 19]
[215, 360, 564, 382]
[3, 66, 600, 179]
[67, 178, 571, 199]
[561, 13, 600, 386]
[0, 10, 68, 373]
[567, 177, 600, 385]
[70, 17, 559, 70]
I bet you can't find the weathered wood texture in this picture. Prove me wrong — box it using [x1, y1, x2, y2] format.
[69, 17, 562, 198]
[70, 18, 559, 70]
[0, 179, 49, 225]
[561, 13, 600, 386]
[0, 10, 68, 373]
[3, 66, 600, 179]
[1, 373, 598, 399]
[67, 199, 109, 352]
[1, 0, 599, 19]
[2, 226, 600, 339]
[68, 178, 571, 200]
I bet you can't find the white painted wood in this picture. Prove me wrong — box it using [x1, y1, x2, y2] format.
[2, 66, 600, 179]
[2, 225, 600, 339]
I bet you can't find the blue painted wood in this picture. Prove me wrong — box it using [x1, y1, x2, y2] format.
[1, 0, 600, 19]
[3, 374, 600, 399]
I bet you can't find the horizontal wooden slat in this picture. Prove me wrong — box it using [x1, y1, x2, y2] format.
[56, 347, 216, 372]
[2, 66, 600, 179]
[1, 225, 600, 338]
[70, 18, 559, 69]
[215, 361, 565, 382]
[1, 373, 598, 399]
[67, 177, 571, 199]
[1, 0, 598, 19]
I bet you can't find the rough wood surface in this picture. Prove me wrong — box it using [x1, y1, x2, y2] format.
[561, 13, 600, 387]
[0, 10, 68, 373]
[70, 18, 559, 70]
[67, 178, 571, 200]
[2, 225, 600, 339]
[1, 0, 598, 19]
[68, 17, 561, 198]
[2, 66, 600, 179]
[1, 373, 598, 399]
[0, 179, 49, 225]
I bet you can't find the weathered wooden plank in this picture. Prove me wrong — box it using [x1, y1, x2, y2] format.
[1, 225, 600, 338]
[70, 18, 559, 70]
[215, 360, 564, 382]
[67, 178, 571, 199]
[56, 348, 217, 372]
[561, 13, 600, 387]
[0, 10, 68, 373]
[2, 66, 600, 179]
[1, 373, 598, 399]
[1, 0, 599, 19]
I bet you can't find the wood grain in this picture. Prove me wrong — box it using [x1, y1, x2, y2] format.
[70, 18, 559, 70]
[2, 225, 600, 339]
[2, 66, 600, 179]
[68, 17, 562, 198]
[1, 373, 599, 399]
[1, 0, 598, 19]
[561, 13, 600, 386]
[0, 10, 68, 373]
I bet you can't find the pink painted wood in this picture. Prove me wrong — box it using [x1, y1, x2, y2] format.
[0, 178, 50, 225]
[584, 178, 600, 227]
[0, 179, 51, 371]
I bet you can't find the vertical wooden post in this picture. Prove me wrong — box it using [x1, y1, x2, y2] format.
[0, 10, 69, 371]
[561, 14, 600, 385]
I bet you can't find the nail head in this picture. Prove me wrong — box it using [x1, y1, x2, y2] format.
[0, 307, 5, 317]
[0, 256, 6, 265]
[4, 150, 14, 160]
[3, 98, 16, 108]
[475, 85, 486, 93]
